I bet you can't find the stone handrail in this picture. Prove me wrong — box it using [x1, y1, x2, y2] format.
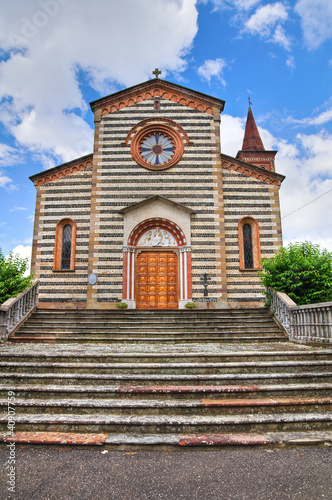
[0, 280, 39, 342]
[267, 287, 332, 345]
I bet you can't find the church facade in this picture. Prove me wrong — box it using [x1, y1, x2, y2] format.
[30, 76, 284, 310]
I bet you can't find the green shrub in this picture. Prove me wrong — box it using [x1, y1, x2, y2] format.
[184, 302, 196, 309]
[0, 248, 33, 305]
[116, 302, 128, 309]
[260, 241, 332, 306]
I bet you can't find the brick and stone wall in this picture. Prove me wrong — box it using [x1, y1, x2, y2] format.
[222, 168, 282, 306]
[87, 98, 224, 306]
[31, 159, 92, 308]
[30, 80, 283, 309]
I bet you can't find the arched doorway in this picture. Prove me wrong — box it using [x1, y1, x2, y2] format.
[122, 218, 192, 309]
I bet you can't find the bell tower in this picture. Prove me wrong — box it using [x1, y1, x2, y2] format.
[236, 104, 277, 172]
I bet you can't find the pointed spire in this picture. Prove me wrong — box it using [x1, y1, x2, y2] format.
[241, 106, 265, 151]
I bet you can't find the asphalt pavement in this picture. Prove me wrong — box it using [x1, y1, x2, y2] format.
[1, 444, 331, 500]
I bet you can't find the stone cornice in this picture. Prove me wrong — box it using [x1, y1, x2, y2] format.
[118, 195, 196, 215]
[90, 79, 225, 117]
[221, 153, 285, 186]
[30, 154, 93, 187]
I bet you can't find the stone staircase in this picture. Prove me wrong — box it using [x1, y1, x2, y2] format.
[0, 309, 331, 446]
[10, 309, 285, 343]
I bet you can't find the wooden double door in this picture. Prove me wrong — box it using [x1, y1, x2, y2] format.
[136, 251, 178, 309]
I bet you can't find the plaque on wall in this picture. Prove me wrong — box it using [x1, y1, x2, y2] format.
[88, 273, 97, 285]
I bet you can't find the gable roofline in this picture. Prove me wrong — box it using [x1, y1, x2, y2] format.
[221, 152, 285, 186]
[29, 154, 93, 186]
[90, 78, 225, 113]
[118, 195, 196, 215]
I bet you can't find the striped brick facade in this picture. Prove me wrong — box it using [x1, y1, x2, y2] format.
[30, 79, 284, 309]
[31, 157, 93, 307]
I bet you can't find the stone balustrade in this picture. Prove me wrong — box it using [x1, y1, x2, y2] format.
[268, 287, 332, 344]
[0, 280, 39, 342]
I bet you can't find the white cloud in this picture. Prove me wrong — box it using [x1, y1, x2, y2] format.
[286, 55, 295, 69]
[0, 0, 198, 167]
[287, 107, 332, 127]
[221, 113, 332, 252]
[0, 143, 23, 166]
[200, 0, 261, 10]
[0, 170, 13, 188]
[245, 2, 288, 36]
[10, 244, 32, 275]
[0, 222, 7, 227]
[9, 206, 28, 211]
[271, 24, 291, 50]
[295, 0, 332, 49]
[243, 2, 291, 50]
[220, 114, 245, 155]
[197, 58, 228, 84]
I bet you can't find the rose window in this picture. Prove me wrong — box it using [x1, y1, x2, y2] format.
[131, 123, 184, 171]
[139, 133, 175, 167]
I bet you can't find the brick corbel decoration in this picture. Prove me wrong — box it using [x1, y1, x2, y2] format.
[30, 156, 93, 187]
[221, 158, 284, 186]
[238, 217, 261, 271]
[53, 218, 77, 271]
[95, 82, 218, 116]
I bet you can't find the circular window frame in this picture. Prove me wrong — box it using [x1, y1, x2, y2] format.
[131, 124, 184, 171]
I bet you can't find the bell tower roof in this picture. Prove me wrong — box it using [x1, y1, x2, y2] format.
[241, 106, 265, 151]
[236, 104, 277, 172]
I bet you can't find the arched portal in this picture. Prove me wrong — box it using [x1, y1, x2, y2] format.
[122, 218, 192, 309]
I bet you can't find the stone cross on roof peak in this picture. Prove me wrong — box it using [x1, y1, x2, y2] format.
[152, 68, 161, 79]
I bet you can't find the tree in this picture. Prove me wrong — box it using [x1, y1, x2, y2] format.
[0, 248, 33, 305]
[260, 241, 332, 306]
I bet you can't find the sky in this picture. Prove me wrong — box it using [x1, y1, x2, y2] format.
[0, 0, 331, 270]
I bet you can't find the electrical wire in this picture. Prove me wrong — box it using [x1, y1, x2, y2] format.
[282, 187, 332, 219]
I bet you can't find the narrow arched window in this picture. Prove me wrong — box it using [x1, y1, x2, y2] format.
[61, 224, 72, 270]
[53, 218, 77, 271]
[243, 223, 253, 269]
[238, 217, 261, 271]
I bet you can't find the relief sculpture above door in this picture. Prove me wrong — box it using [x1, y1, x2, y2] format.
[137, 228, 177, 247]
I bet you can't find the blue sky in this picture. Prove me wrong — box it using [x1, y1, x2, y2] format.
[0, 0, 331, 269]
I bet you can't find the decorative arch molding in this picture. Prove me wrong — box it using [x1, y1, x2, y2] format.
[53, 218, 77, 271]
[128, 218, 187, 247]
[238, 216, 261, 271]
[123, 218, 191, 309]
[123, 118, 192, 147]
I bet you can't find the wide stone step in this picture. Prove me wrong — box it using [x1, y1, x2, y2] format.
[1, 412, 331, 434]
[2, 430, 331, 447]
[13, 327, 283, 335]
[10, 335, 286, 344]
[1, 382, 331, 400]
[1, 371, 331, 386]
[17, 324, 282, 333]
[26, 310, 271, 318]
[2, 359, 332, 375]
[3, 396, 331, 417]
[22, 318, 279, 327]
[1, 350, 331, 364]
